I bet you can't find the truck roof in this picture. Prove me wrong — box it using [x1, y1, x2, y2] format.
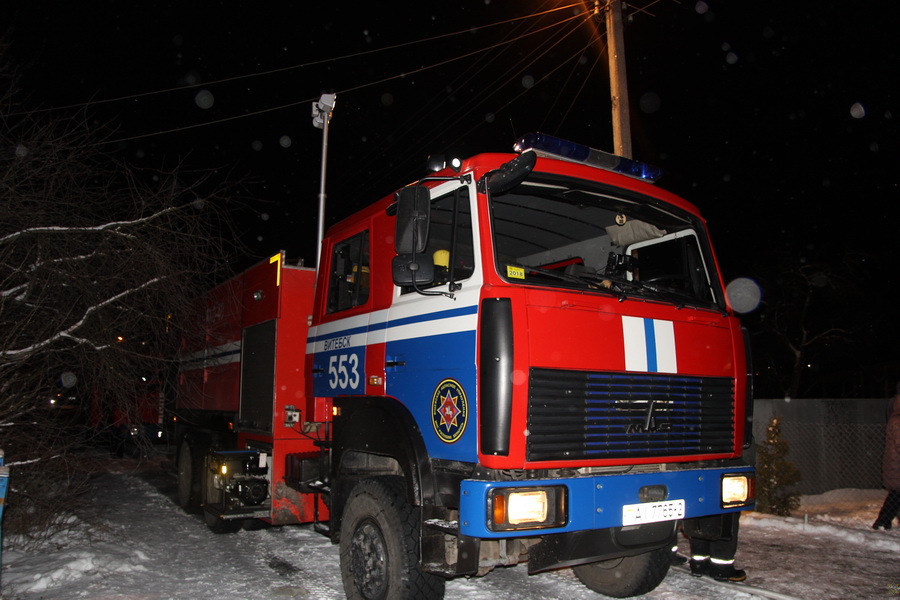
[324, 147, 705, 243]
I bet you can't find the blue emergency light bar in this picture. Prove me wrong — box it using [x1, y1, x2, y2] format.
[513, 132, 662, 183]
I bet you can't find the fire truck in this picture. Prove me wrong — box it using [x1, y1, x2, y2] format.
[174, 132, 755, 599]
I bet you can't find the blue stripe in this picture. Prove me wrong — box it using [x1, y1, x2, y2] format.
[643, 318, 657, 372]
[380, 305, 478, 330]
[309, 324, 370, 341]
[307, 305, 478, 343]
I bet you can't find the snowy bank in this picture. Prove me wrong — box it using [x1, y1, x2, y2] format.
[2, 457, 898, 600]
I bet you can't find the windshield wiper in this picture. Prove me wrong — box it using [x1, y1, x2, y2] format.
[600, 274, 709, 309]
[516, 264, 704, 307]
[577, 272, 646, 302]
[638, 281, 710, 309]
[517, 264, 592, 286]
[517, 265, 629, 299]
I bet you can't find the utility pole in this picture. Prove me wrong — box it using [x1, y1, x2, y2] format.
[603, 0, 633, 159]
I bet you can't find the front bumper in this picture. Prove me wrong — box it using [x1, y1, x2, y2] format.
[459, 466, 754, 539]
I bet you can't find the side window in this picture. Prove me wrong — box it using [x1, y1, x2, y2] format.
[327, 231, 370, 313]
[627, 232, 714, 304]
[403, 187, 474, 293]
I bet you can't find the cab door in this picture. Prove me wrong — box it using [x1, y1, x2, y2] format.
[384, 182, 482, 461]
[310, 229, 371, 398]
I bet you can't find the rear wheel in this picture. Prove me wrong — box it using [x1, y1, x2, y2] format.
[339, 477, 445, 600]
[176, 438, 202, 512]
[573, 545, 671, 598]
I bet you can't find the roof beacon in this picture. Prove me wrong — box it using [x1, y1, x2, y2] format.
[513, 132, 662, 183]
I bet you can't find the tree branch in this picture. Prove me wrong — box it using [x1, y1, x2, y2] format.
[0, 275, 166, 359]
[0, 203, 186, 246]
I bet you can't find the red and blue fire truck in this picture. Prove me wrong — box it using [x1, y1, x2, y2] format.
[174, 132, 755, 599]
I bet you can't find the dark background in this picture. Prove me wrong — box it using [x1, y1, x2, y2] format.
[5, 1, 898, 395]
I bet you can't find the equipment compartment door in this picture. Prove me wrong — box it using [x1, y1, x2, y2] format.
[239, 320, 277, 433]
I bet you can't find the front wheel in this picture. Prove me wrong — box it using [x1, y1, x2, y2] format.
[573, 545, 671, 598]
[339, 477, 445, 600]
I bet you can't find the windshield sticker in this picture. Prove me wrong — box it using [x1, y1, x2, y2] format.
[506, 265, 525, 279]
[431, 379, 468, 443]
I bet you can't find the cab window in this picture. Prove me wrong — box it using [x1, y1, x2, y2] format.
[327, 231, 369, 313]
[402, 187, 474, 293]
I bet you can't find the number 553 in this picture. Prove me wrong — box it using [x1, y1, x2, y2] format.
[328, 353, 360, 390]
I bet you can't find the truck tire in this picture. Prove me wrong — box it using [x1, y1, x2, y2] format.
[177, 438, 202, 513]
[339, 477, 445, 600]
[572, 545, 671, 598]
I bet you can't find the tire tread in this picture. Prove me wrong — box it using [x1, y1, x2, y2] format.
[339, 476, 445, 600]
[573, 545, 671, 598]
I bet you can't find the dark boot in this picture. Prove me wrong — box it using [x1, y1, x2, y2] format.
[709, 561, 747, 582]
[874, 490, 900, 529]
[689, 557, 709, 577]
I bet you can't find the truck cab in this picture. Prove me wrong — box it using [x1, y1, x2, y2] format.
[306, 133, 754, 598]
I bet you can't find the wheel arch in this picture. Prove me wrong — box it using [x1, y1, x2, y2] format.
[330, 396, 435, 539]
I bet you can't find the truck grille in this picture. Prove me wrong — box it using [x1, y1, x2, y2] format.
[527, 368, 735, 461]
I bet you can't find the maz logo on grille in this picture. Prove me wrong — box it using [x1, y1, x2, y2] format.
[617, 399, 674, 434]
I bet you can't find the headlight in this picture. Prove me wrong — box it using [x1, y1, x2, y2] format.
[489, 486, 567, 531]
[721, 473, 755, 508]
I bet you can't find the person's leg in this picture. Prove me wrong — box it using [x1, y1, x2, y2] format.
[874, 489, 900, 529]
[685, 514, 744, 580]
[705, 514, 745, 581]
[685, 514, 745, 581]
[688, 536, 712, 577]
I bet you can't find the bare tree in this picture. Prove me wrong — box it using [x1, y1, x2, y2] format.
[751, 259, 857, 399]
[1, 59, 235, 544]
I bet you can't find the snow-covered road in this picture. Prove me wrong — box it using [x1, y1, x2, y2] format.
[2, 455, 898, 600]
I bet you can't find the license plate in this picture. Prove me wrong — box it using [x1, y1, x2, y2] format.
[622, 499, 685, 526]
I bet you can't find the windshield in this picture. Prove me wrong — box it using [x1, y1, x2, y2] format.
[489, 174, 722, 309]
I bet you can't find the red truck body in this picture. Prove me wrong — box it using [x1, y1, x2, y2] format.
[174, 133, 754, 598]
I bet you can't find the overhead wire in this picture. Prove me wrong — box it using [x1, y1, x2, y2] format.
[90, 4, 588, 147]
[348, 5, 594, 194]
[410, 10, 594, 138]
[95, 2, 605, 206]
[342, 13, 536, 193]
[333, 10, 587, 98]
[29, 0, 665, 213]
[359, 9, 598, 197]
[21, 2, 587, 116]
[431, 0, 667, 155]
[441, 23, 603, 156]
[539, 28, 609, 133]
[555, 48, 607, 132]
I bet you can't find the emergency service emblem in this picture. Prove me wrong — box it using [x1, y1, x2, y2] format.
[431, 378, 468, 443]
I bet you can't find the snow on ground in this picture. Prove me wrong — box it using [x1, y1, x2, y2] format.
[2, 453, 899, 600]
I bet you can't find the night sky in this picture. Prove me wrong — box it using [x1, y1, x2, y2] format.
[5, 1, 899, 388]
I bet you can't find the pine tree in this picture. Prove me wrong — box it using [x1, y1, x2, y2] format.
[756, 416, 802, 515]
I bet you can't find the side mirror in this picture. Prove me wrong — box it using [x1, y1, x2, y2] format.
[392, 254, 434, 286]
[394, 186, 430, 254]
